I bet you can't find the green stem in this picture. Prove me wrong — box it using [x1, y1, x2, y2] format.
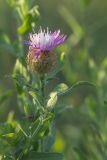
[40, 75, 45, 107]
[39, 75, 46, 152]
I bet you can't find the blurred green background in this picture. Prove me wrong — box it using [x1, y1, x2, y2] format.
[1, 0, 107, 159]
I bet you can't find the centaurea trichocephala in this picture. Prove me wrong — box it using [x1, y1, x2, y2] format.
[24, 27, 66, 74]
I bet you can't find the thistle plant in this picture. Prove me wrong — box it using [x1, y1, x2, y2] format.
[0, 1, 95, 160]
[25, 28, 66, 74]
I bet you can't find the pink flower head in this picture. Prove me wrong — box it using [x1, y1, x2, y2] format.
[24, 27, 66, 57]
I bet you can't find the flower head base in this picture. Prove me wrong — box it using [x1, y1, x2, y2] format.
[26, 49, 57, 74]
[25, 27, 66, 74]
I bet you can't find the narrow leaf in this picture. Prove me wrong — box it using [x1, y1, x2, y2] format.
[58, 81, 95, 96]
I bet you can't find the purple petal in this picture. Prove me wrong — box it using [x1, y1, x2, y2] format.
[23, 40, 31, 45]
[34, 50, 41, 59]
[24, 28, 66, 51]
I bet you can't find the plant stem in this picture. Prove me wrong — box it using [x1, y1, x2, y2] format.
[40, 75, 45, 108]
[40, 75, 45, 152]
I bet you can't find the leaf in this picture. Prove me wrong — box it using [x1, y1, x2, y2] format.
[0, 31, 15, 56]
[0, 32, 10, 45]
[29, 91, 43, 109]
[31, 113, 53, 139]
[54, 83, 68, 94]
[17, 123, 28, 138]
[12, 59, 30, 94]
[43, 122, 56, 151]
[1, 133, 15, 138]
[28, 5, 40, 18]
[0, 123, 14, 136]
[18, 6, 39, 35]
[13, 59, 28, 79]
[47, 92, 58, 110]
[58, 81, 96, 96]
[18, 14, 33, 35]
[2, 156, 13, 160]
[46, 81, 95, 110]
[13, 73, 37, 96]
[0, 90, 14, 105]
[24, 103, 34, 116]
[30, 117, 42, 136]
[25, 152, 64, 160]
[38, 113, 53, 137]
[16, 83, 24, 95]
[43, 135, 55, 152]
